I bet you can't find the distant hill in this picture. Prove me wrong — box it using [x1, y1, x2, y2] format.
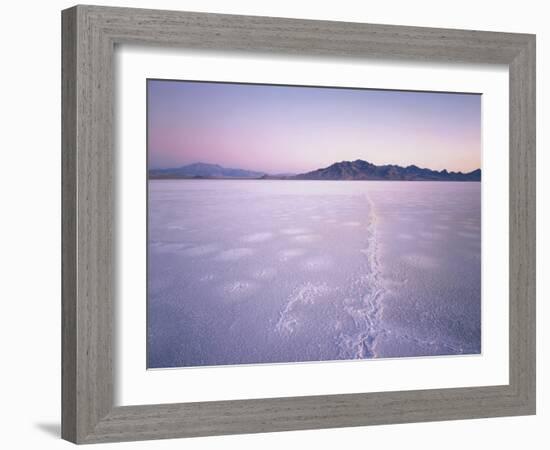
[292, 160, 481, 182]
[149, 160, 481, 181]
[149, 162, 265, 179]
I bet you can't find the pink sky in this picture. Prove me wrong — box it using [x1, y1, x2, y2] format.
[148, 80, 481, 174]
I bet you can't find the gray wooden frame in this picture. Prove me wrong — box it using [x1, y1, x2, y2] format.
[62, 4, 536, 444]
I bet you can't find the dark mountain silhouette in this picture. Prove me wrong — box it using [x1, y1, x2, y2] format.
[292, 160, 481, 181]
[149, 160, 481, 181]
[149, 162, 265, 179]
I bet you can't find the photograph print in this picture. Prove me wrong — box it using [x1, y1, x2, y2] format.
[147, 79, 482, 369]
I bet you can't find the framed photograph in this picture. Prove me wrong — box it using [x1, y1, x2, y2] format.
[62, 5, 536, 444]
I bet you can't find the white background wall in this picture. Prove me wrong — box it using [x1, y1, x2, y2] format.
[0, 0, 546, 448]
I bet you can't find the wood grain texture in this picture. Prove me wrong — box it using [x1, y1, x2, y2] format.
[61, 4, 536, 444]
[508, 36, 536, 409]
[61, 7, 77, 443]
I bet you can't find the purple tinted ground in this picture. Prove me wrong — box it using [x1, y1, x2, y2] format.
[147, 180, 481, 368]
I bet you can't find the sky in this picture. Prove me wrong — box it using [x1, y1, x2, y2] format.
[147, 79, 481, 174]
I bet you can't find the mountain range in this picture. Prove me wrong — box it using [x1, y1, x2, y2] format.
[148, 162, 265, 179]
[149, 160, 481, 182]
[290, 159, 481, 181]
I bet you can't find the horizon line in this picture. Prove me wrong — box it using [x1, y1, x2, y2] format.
[149, 159, 482, 176]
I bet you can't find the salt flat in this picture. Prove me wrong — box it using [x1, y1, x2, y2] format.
[147, 179, 481, 368]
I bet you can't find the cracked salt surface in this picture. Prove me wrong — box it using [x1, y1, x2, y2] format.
[147, 180, 481, 368]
